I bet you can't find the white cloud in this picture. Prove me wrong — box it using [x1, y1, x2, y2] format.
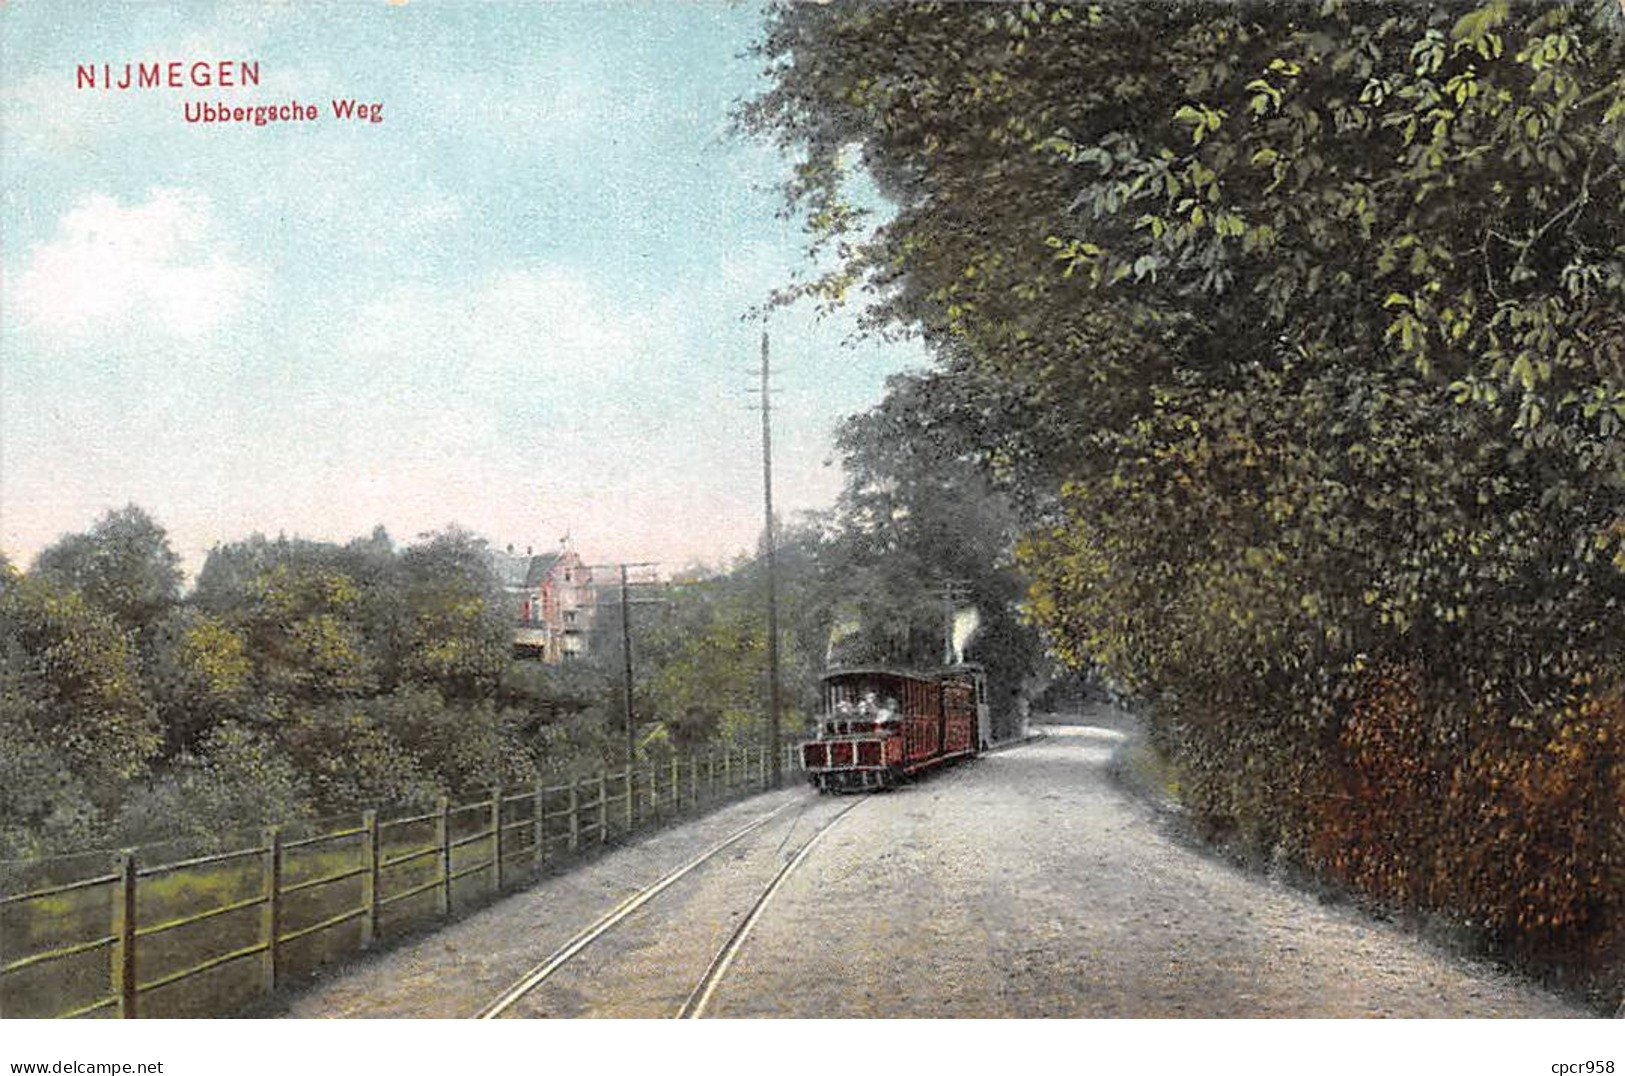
[10, 188, 261, 346]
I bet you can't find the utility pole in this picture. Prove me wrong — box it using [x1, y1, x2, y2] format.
[581, 561, 660, 766]
[759, 330, 783, 789]
[620, 564, 635, 766]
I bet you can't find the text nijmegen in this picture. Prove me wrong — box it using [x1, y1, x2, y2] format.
[77, 60, 261, 90]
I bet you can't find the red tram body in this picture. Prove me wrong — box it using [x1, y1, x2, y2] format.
[800, 665, 990, 792]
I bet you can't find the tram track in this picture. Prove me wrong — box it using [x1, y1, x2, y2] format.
[284, 726, 1589, 1020]
[676, 797, 860, 1018]
[474, 791, 863, 1020]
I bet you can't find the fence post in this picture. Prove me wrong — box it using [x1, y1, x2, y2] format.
[670, 756, 680, 811]
[568, 777, 580, 854]
[361, 810, 378, 950]
[490, 787, 503, 896]
[261, 826, 283, 998]
[532, 781, 545, 871]
[725, 746, 732, 789]
[625, 768, 634, 833]
[112, 850, 138, 1018]
[690, 753, 698, 805]
[597, 771, 608, 844]
[437, 797, 452, 918]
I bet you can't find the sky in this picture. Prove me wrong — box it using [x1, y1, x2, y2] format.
[0, 0, 924, 580]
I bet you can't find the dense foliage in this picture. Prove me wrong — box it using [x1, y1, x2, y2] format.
[745, 0, 1624, 995]
[0, 512, 562, 857]
[636, 540, 825, 753]
[0, 564, 159, 852]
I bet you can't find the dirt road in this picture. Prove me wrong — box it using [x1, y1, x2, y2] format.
[279, 718, 1588, 1018]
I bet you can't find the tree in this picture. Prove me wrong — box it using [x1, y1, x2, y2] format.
[145, 609, 255, 754]
[0, 563, 161, 847]
[5, 518, 632, 851]
[393, 528, 511, 699]
[638, 546, 824, 749]
[746, 0, 1625, 978]
[197, 532, 404, 704]
[746, 0, 1625, 723]
[819, 373, 1044, 736]
[241, 557, 379, 701]
[31, 505, 183, 641]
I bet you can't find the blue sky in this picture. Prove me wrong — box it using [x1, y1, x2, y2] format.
[0, 1, 922, 578]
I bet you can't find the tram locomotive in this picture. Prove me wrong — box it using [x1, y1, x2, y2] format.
[800, 665, 990, 792]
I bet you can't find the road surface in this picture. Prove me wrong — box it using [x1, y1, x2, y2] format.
[277, 715, 1588, 1018]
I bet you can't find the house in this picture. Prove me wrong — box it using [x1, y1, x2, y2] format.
[486, 544, 595, 662]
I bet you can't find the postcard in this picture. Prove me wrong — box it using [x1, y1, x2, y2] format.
[2, 2, 1619, 1071]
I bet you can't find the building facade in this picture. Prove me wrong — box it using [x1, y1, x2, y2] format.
[486, 545, 595, 662]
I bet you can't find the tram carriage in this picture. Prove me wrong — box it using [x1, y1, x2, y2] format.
[800, 665, 990, 792]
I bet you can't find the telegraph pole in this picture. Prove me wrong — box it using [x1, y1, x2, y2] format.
[620, 564, 635, 766]
[581, 560, 659, 766]
[759, 330, 783, 789]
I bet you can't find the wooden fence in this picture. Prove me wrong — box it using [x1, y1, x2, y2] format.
[0, 743, 800, 1019]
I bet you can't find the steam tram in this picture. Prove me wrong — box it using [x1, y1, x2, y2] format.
[800, 665, 990, 792]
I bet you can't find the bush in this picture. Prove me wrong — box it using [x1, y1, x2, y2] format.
[278, 698, 441, 814]
[0, 723, 99, 859]
[109, 723, 314, 849]
[1309, 667, 1624, 991]
[380, 688, 543, 797]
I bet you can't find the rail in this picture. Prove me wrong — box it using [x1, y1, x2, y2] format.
[0, 741, 802, 1019]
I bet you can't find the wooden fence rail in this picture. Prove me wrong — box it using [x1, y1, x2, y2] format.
[0, 742, 800, 1019]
